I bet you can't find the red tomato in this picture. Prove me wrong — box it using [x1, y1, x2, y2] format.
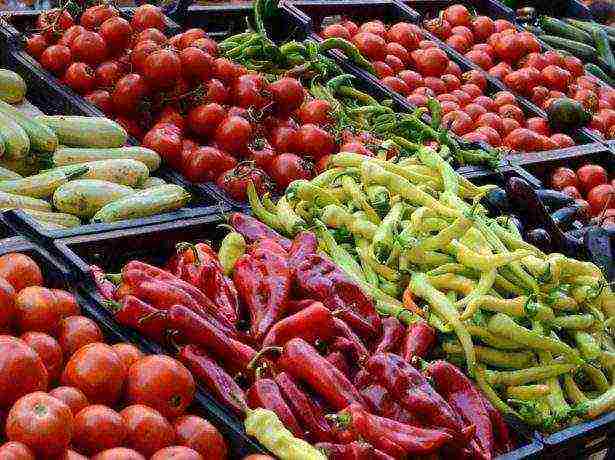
[294, 124, 336, 160]
[472, 16, 495, 41]
[504, 70, 530, 96]
[446, 34, 470, 53]
[489, 61, 512, 80]
[0, 254, 41, 293]
[19, 332, 63, 382]
[462, 131, 489, 144]
[531, 86, 550, 107]
[268, 77, 305, 114]
[352, 32, 386, 61]
[541, 65, 572, 92]
[142, 49, 181, 89]
[465, 49, 492, 69]
[213, 116, 253, 155]
[587, 184, 615, 215]
[37, 9, 74, 42]
[577, 164, 608, 194]
[13, 287, 72, 335]
[112, 73, 149, 115]
[0, 277, 14, 333]
[99, 17, 132, 49]
[6, 392, 72, 458]
[92, 447, 146, 460]
[463, 103, 488, 122]
[151, 446, 202, 460]
[49, 386, 89, 416]
[503, 128, 542, 152]
[475, 126, 501, 146]
[550, 167, 579, 190]
[57, 315, 103, 360]
[526, 117, 551, 136]
[340, 141, 373, 156]
[443, 4, 472, 27]
[80, 5, 118, 31]
[517, 32, 541, 54]
[121, 405, 174, 457]
[415, 48, 449, 77]
[407, 94, 429, 107]
[131, 4, 165, 32]
[386, 22, 419, 50]
[561, 185, 582, 199]
[423, 18, 452, 40]
[359, 20, 386, 38]
[501, 117, 521, 136]
[493, 33, 525, 63]
[143, 123, 183, 169]
[40, 45, 72, 75]
[441, 74, 461, 91]
[179, 47, 214, 82]
[451, 89, 472, 107]
[421, 77, 445, 95]
[115, 116, 144, 140]
[25, 34, 48, 59]
[63, 62, 95, 95]
[477, 112, 505, 134]
[494, 19, 515, 33]
[217, 166, 272, 201]
[322, 24, 351, 40]
[73, 405, 126, 455]
[493, 91, 516, 107]
[0, 441, 34, 460]
[442, 110, 474, 135]
[445, 60, 462, 77]
[94, 61, 122, 88]
[187, 103, 225, 138]
[398, 70, 423, 91]
[183, 147, 237, 183]
[374, 61, 393, 78]
[111, 344, 144, 373]
[177, 28, 206, 49]
[499, 104, 525, 124]
[205, 79, 229, 105]
[297, 99, 333, 126]
[174, 415, 227, 459]
[550, 133, 575, 149]
[543, 50, 565, 67]
[473, 95, 496, 112]
[381, 76, 410, 96]
[269, 153, 314, 191]
[70, 31, 106, 65]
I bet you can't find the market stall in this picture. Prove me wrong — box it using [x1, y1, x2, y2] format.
[0, 0, 612, 458]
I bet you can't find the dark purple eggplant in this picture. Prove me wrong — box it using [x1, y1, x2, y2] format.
[584, 226, 614, 281]
[483, 186, 510, 215]
[552, 204, 584, 231]
[525, 228, 553, 253]
[536, 189, 575, 210]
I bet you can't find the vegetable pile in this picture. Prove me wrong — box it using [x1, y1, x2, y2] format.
[0, 252, 231, 459]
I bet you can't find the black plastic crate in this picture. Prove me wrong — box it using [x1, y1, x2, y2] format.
[54, 213, 268, 457]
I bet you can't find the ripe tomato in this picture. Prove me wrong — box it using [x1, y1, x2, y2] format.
[472, 95, 496, 112]
[441, 74, 461, 91]
[498, 104, 525, 124]
[472, 16, 494, 42]
[156, 106, 185, 133]
[0, 254, 41, 293]
[183, 147, 238, 183]
[130, 40, 160, 75]
[517, 32, 541, 54]
[94, 61, 122, 88]
[213, 58, 244, 84]
[213, 116, 253, 155]
[577, 164, 608, 194]
[14, 287, 68, 335]
[49, 386, 89, 416]
[120, 405, 174, 457]
[142, 123, 183, 169]
[176, 28, 206, 49]
[248, 140, 276, 173]
[187, 103, 225, 138]
[297, 99, 332, 126]
[541, 65, 572, 92]
[294, 124, 336, 160]
[269, 153, 315, 191]
[172, 416, 226, 459]
[217, 166, 272, 201]
[40, 45, 72, 75]
[0, 441, 34, 460]
[126, 355, 195, 419]
[135, 27, 166, 45]
[443, 4, 472, 27]
[151, 446, 202, 460]
[387, 22, 419, 50]
[381, 76, 410, 96]
[57, 315, 103, 360]
[115, 116, 144, 140]
[6, 392, 72, 458]
[269, 125, 297, 152]
[503, 128, 542, 152]
[64, 62, 96, 95]
[475, 126, 501, 146]
[530, 86, 550, 107]
[451, 89, 472, 107]
[25, 34, 48, 59]
[415, 47, 448, 77]
[446, 34, 471, 53]
[92, 447, 146, 460]
[445, 60, 462, 77]
[205, 79, 229, 105]
[179, 47, 214, 82]
[374, 61, 393, 78]
[99, 17, 132, 49]
[351, 32, 386, 61]
[488, 61, 512, 80]
[143, 49, 181, 89]
[500, 117, 521, 136]
[460, 70, 486, 92]
[561, 185, 582, 199]
[37, 9, 74, 42]
[111, 344, 144, 372]
[423, 18, 452, 40]
[232, 74, 268, 109]
[465, 49, 492, 69]
[80, 5, 118, 31]
[440, 100, 460, 114]
[131, 4, 165, 32]
[550, 167, 578, 190]
[398, 70, 423, 91]
[61, 342, 125, 406]
[268, 77, 305, 114]
[407, 94, 429, 107]
[442, 110, 474, 135]
[504, 70, 530, 96]
[73, 405, 126, 455]
[550, 133, 575, 149]
[423, 77, 446, 95]
[0, 277, 15, 333]
[322, 24, 351, 40]
[526, 117, 551, 136]
[494, 33, 526, 63]
[19, 332, 63, 382]
[573, 88, 598, 112]
[463, 103, 487, 122]
[462, 131, 489, 144]
[493, 19, 514, 33]
[57, 25, 85, 48]
[587, 184, 615, 216]
[70, 31, 107, 65]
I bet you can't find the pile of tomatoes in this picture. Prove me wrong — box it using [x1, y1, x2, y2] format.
[426, 4, 615, 140]
[321, 14, 575, 153]
[0, 252, 233, 460]
[551, 164, 615, 222]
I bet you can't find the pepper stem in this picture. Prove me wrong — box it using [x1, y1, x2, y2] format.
[105, 273, 122, 285]
[247, 346, 283, 371]
[102, 299, 122, 313]
[176, 242, 200, 266]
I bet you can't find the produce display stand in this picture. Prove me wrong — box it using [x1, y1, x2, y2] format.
[0, 235, 265, 458]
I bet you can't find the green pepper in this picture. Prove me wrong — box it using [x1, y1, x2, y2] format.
[443, 341, 536, 369]
[484, 364, 576, 386]
[372, 202, 405, 262]
[506, 384, 551, 400]
[286, 180, 342, 207]
[218, 231, 246, 276]
[549, 314, 595, 330]
[319, 204, 377, 240]
[340, 175, 381, 224]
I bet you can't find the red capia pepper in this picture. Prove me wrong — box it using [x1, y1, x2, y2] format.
[427, 360, 494, 459]
[233, 239, 291, 341]
[262, 302, 336, 347]
[229, 212, 291, 250]
[354, 370, 372, 389]
[286, 298, 319, 314]
[326, 351, 351, 379]
[332, 318, 369, 360]
[275, 372, 333, 443]
[91, 265, 115, 300]
[288, 231, 319, 269]
[360, 384, 424, 427]
[104, 295, 166, 341]
[247, 378, 303, 438]
[295, 254, 381, 340]
[315, 441, 395, 460]
[166, 305, 256, 375]
[375, 317, 405, 354]
[337, 403, 453, 457]
[178, 345, 246, 415]
[479, 393, 514, 455]
[277, 338, 366, 411]
[401, 321, 436, 362]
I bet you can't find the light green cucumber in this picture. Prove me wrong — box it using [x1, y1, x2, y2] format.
[92, 184, 190, 223]
[0, 100, 57, 153]
[138, 177, 166, 189]
[0, 69, 26, 104]
[0, 111, 30, 160]
[0, 190, 51, 211]
[52, 159, 149, 187]
[0, 156, 39, 176]
[0, 164, 21, 180]
[22, 209, 81, 228]
[34, 116, 127, 148]
[0, 165, 87, 198]
[49, 146, 161, 171]
[53, 179, 134, 219]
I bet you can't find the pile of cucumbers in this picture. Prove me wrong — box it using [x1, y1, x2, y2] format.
[531, 16, 615, 85]
[0, 69, 191, 229]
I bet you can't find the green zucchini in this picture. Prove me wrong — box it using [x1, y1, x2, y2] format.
[592, 27, 615, 74]
[585, 63, 615, 87]
[538, 34, 597, 61]
[51, 159, 149, 187]
[0, 100, 58, 153]
[539, 16, 593, 44]
[22, 209, 82, 228]
[0, 165, 88, 198]
[48, 146, 161, 171]
[0, 190, 51, 211]
[0, 164, 21, 180]
[0, 156, 38, 177]
[0, 69, 26, 104]
[53, 179, 134, 219]
[138, 177, 166, 189]
[0, 111, 30, 160]
[92, 184, 190, 223]
[34, 116, 127, 148]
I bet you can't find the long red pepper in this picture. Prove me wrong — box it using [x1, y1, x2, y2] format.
[360, 384, 423, 427]
[277, 338, 365, 411]
[375, 317, 405, 354]
[233, 239, 291, 341]
[274, 372, 333, 443]
[353, 370, 372, 389]
[262, 302, 336, 347]
[229, 212, 291, 250]
[338, 403, 453, 457]
[166, 305, 255, 375]
[91, 265, 115, 300]
[105, 295, 166, 341]
[333, 318, 369, 359]
[326, 351, 351, 379]
[365, 353, 469, 439]
[295, 254, 381, 340]
[288, 231, 318, 269]
[479, 393, 514, 455]
[177, 345, 246, 415]
[286, 298, 318, 314]
[247, 378, 303, 438]
[401, 321, 436, 362]
[315, 441, 395, 460]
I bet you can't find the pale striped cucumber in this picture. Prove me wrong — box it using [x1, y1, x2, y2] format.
[0, 111, 29, 160]
[92, 184, 190, 223]
[52, 159, 149, 187]
[49, 146, 161, 171]
[0, 130, 5, 158]
[0, 165, 21, 180]
[34, 116, 127, 148]
[0, 156, 39, 176]
[0, 100, 57, 153]
[22, 209, 82, 228]
[53, 179, 134, 219]
[138, 177, 166, 189]
[0, 165, 88, 198]
[0, 69, 26, 104]
[0, 190, 51, 211]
